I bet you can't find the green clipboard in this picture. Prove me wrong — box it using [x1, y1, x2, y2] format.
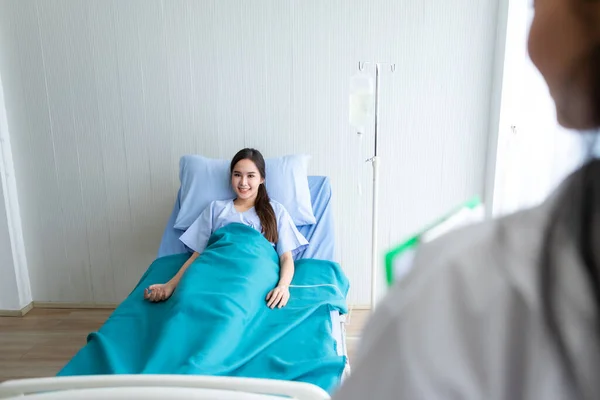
[384, 197, 482, 287]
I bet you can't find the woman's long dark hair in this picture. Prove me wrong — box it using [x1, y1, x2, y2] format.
[540, 44, 600, 396]
[230, 148, 278, 244]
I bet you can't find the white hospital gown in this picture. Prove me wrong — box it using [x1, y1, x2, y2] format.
[179, 199, 308, 257]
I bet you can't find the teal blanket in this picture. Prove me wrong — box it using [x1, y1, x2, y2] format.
[58, 223, 349, 393]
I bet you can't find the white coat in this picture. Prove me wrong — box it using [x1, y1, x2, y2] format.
[334, 180, 600, 400]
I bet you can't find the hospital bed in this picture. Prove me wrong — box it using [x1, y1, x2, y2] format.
[0, 176, 349, 399]
[158, 175, 350, 376]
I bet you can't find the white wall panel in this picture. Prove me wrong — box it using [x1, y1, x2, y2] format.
[63, 0, 114, 302]
[36, 0, 94, 302]
[0, 0, 500, 306]
[2, 0, 70, 303]
[0, 0, 33, 310]
[0, 190, 19, 310]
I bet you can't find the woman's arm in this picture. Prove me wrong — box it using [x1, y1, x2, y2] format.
[144, 251, 200, 302]
[266, 251, 294, 308]
[169, 251, 200, 287]
[277, 251, 294, 287]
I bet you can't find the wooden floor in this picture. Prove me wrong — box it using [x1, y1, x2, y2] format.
[0, 308, 369, 383]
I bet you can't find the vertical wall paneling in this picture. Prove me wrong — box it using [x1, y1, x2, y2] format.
[64, 1, 114, 302]
[137, 0, 174, 238]
[0, 0, 34, 309]
[187, 0, 219, 157]
[164, 0, 195, 188]
[87, 0, 135, 301]
[36, 0, 94, 302]
[240, 0, 269, 152]
[0, 0, 500, 306]
[9, 0, 72, 302]
[0, 15, 26, 309]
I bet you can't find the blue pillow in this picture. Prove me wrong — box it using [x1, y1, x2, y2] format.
[174, 154, 316, 230]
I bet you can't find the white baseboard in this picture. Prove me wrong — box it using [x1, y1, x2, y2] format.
[0, 302, 33, 317]
[32, 301, 118, 309]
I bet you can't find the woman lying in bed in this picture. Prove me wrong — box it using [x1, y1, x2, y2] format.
[143, 148, 308, 309]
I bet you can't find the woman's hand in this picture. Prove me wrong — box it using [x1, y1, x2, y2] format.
[266, 285, 290, 309]
[144, 282, 175, 302]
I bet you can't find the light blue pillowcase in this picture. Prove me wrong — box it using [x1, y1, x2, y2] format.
[174, 154, 317, 230]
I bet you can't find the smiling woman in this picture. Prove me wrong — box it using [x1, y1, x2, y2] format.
[145, 148, 308, 310]
[230, 148, 278, 244]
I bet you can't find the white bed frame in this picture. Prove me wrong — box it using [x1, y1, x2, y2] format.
[0, 375, 330, 399]
[331, 311, 351, 379]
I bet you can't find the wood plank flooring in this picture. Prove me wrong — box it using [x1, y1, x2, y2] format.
[0, 308, 369, 383]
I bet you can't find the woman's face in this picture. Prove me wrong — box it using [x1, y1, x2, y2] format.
[231, 159, 264, 201]
[528, 0, 600, 129]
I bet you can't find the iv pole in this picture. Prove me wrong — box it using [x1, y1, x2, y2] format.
[358, 61, 395, 309]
